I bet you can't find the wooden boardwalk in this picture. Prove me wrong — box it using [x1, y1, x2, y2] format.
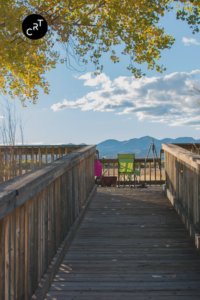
[45, 186, 200, 300]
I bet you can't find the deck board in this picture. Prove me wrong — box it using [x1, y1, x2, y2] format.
[45, 186, 200, 300]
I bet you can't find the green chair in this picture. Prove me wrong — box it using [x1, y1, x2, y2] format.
[117, 154, 140, 188]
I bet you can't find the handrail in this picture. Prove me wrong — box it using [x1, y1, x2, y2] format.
[0, 145, 86, 182]
[0, 145, 96, 300]
[162, 143, 200, 232]
[162, 143, 200, 170]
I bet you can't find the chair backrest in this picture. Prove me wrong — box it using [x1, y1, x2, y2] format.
[117, 154, 135, 174]
[95, 159, 102, 177]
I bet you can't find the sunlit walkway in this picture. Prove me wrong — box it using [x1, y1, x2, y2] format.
[45, 186, 200, 300]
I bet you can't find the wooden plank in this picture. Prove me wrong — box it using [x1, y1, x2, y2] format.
[25, 147, 28, 173]
[150, 162, 151, 186]
[14, 152, 17, 177]
[12, 148, 15, 178]
[5, 214, 10, 300]
[31, 147, 34, 170]
[51, 182, 55, 260]
[38, 192, 41, 282]
[9, 149, 12, 180]
[39, 147, 42, 167]
[30, 197, 35, 296]
[5, 147, 8, 181]
[44, 187, 200, 300]
[0, 218, 5, 300]
[0, 148, 3, 182]
[20, 204, 25, 299]
[58, 146, 61, 158]
[44, 187, 48, 274]
[19, 148, 22, 175]
[47, 185, 52, 267]
[15, 207, 20, 300]
[10, 210, 16, 300]
[25, 201, 29, 300]
[34, 195, 38, 290]
[162, 143, 200, 171]
[30, 186, 96, 300]
[60, 174, 65, 243]
[35, 154, 38, 169]
[51, 147, 54, 162]
[45, 147, 48, 164]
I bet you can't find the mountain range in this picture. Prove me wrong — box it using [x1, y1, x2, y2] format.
[95, 136, 200, 158]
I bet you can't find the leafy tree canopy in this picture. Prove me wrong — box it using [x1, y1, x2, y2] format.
[0, 0, 199, 106]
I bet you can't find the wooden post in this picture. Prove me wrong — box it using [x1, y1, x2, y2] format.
[160, 161, 162, 184]
[25, 147, 28, 173]
[10, 210, 16, 300]
[9, 147, 12, 180]
[0, 147, 3, 182]
[5, 215, 10, 300]
[59, 147, 61, 158]
[0, 218, 5, 299]
[5, 147, 8, 181]
[45, 147, 48, 164]
[12, 147, 15, 179]
[51, 147, 54, 162]
[65, 147, 68, 155]
[31, 147, 34, 170]
[14, 152, 17, 177]
[38, 147, 42, 167]
[19, 148, 22, 175]
[150, 161, 151, 186]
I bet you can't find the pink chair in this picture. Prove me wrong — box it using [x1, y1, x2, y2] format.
[95, 159, 102, 178]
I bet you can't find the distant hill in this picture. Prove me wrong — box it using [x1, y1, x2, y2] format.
[96, 136, 200, 158]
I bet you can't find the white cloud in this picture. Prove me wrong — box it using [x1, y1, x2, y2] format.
[182, 37, 200, 46]
[0, 116, 5, 119]
[51, 70, 200, 129]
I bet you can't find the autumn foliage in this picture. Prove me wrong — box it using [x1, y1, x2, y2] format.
[0, 0, 199, 105]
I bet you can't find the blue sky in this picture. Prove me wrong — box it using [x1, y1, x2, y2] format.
[1, 4, 200, 145]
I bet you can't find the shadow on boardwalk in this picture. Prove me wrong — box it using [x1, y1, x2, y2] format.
[45, 186, 200, 300]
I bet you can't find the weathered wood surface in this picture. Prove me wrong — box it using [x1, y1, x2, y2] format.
[0, 145, 89, 182]
[0, 145, 96, 300]
[45, 186, 200, 300]
[162, 143, 200, 233]
[174, 143, 200, 155]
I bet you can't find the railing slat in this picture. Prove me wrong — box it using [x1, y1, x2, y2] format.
[33, 195, 38, 292]
[0, 145, 96, 300]
[5, 214, 10, 300]
[163, 143, 200, 239]
[24, 200, 28, 300]
[10, 209, 16, 300]
[0, 217, 5, 300]
[20, 204, 25, 299]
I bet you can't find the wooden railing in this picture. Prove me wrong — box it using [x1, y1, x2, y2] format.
[98, 149, 165, 185]
[174, 143, 200, 154]
[163, 143, 200, 232]
[0, 145, 96, 300]
[0, 145, 85, 182]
